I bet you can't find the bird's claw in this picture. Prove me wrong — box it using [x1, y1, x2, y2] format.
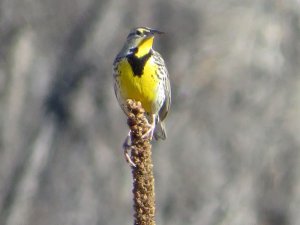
[123, 131, 136, 167]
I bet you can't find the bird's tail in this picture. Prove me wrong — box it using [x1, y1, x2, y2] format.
[154, 120, 166, 140]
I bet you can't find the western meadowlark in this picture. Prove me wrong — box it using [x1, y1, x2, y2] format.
[113, 27, 171, 147]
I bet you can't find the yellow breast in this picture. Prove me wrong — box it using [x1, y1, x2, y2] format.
[117, 57, 159, 113]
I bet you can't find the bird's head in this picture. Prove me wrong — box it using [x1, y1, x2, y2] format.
[125, 27, 164, 57]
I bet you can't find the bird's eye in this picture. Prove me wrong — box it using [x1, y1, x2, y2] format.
[136, 30, 143, 36]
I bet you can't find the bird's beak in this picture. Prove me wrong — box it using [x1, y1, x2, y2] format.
[150, 29, 164, 35]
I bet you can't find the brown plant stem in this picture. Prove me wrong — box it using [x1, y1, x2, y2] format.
[125, 99, 156, 225]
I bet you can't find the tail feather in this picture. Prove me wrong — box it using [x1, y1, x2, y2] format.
[154, 121, 166, 140]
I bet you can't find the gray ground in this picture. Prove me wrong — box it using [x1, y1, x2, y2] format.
[0, 0, 300, 225]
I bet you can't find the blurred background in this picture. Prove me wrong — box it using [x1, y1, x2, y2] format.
[0, 0, 300, 224]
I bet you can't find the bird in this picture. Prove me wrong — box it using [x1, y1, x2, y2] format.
[113, 27, 171, 142]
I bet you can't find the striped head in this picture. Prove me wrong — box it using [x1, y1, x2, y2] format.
[118, 27, 164, 58]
